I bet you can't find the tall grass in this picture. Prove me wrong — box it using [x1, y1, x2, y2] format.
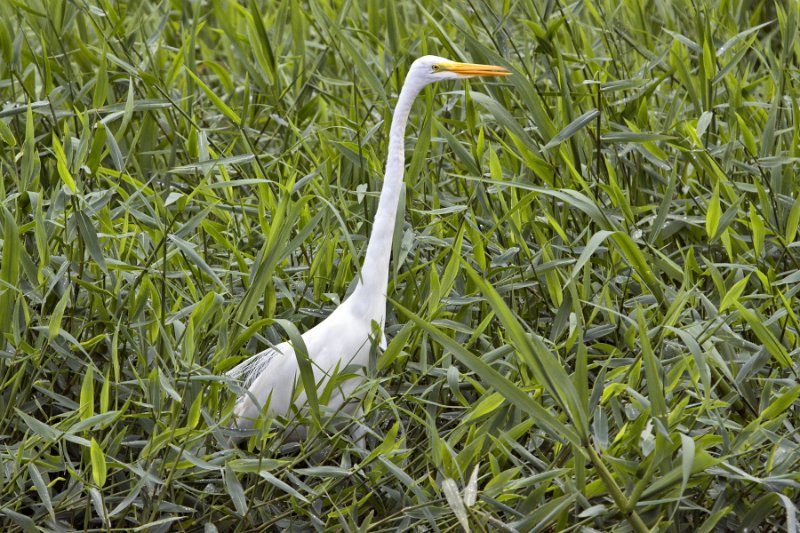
[1, 0, 799, 530]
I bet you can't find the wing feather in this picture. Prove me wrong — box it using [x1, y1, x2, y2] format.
[227, 345, 284, 389]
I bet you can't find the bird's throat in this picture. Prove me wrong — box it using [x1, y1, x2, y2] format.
[353, 76, 425, 316]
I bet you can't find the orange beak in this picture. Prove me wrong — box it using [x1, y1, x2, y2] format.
[440, 61, 511, 77]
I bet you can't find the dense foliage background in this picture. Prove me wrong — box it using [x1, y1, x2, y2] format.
[1, 0, 799, 530]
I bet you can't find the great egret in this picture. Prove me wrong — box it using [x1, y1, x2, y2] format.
[228, 55, 510, 441]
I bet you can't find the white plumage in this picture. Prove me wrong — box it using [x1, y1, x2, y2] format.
[227, 55, 510, 441]
[228, 297, 382, 438]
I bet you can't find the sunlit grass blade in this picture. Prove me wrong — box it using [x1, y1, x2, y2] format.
[463, 262, 589, 442]
[394, 300, 584, 449]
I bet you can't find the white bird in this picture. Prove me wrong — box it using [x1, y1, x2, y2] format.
[228, 55, 510, 442]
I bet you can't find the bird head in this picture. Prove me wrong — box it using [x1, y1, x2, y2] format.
[408, 55, 511, 85]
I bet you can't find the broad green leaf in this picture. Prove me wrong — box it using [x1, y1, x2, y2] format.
[736, 113, 758, 155]
[169, 235, 225, 289]
[90, 438, 107, 487]
[786, 195, 800, 243]
[610, 232, 664, 304]
[51, 134, 77, 193]
[185, 67, 241, 125]
[27, 463, 54, 520]
[637, 306, 668, 433]
[0, 508, 37, 533]
[21, 103, 37, 190]
[676, 433, 695, 517]
[464, 263, 588, 441]
[48, 291, 69, 341]
[394, 301, 584, 449]
[93, 50, 108, 108]
[0, 119, 15, 146]
[570, 230, 614, 283]
[470, 92, 538, 152]
[442, 478, 470, 533]
[15, 409, 60, 441]
[80, 365, 95, 421]
[761, 386, 800, 421]
[696, 111, 713, 138]
[719, 275, 750, 312]
[76, 211, 109, 274]
[187, 391, 202, 429]
[735, 303, 792, 367]
[0, 207, 20, 337]
[706, 184, 720, 239]
[544, 109, 599, 150]
[463, 392, 505, 423]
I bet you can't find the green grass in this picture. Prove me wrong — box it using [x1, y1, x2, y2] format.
[1, 0, 799, 530]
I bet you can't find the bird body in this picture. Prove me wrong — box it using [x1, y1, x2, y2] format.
[229, 295, 380, 435]
[229, 56, 509, 439]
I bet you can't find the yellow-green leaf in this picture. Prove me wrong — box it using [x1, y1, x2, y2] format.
[735, 303, 792, 367]
[749, 205, 765, 256]
[736, 113, 757, 155]
[80, 366, 95, 421]
[0, 119, 15, 146]
[51, 134, 77, 193]
[185, 67, 241, 125]
[90, 438, 107, 487]
[786, 195, 800, 243]
[100, 370, 110, 414]
[48, 291, 69, 341]
[187, 391, 202, 429]
[488, 146, 502, 181]
[702, 37, 715, 79]
[706, 184, 720, 239]
[761, 386, 800, 421]
[719, 275, 750, 313]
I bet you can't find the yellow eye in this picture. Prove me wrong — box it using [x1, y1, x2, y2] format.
[432, 64, 441, 72]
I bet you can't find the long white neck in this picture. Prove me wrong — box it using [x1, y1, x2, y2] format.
[350, 75, 426, 315]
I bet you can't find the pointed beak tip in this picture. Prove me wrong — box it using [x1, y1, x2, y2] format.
[442, 61, 512, 78]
